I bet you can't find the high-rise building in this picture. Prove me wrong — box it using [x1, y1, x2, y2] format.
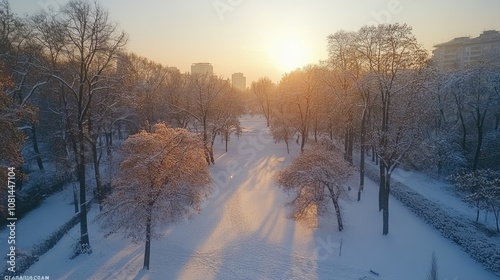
[231, 72, 246, 91]
[433, 30, 500, 69]
[191, 62, 213, 75]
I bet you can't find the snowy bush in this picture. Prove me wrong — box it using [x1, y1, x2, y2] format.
[450, 169, 500, 232]
[364, 165, 500, 276]
[34, 212, 81, 261]
[3, 211, 81, 276]
[16, 173, 71, 217]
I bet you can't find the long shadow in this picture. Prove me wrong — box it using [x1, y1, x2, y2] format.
[55, 116, 312, 279]
[154, 118, 278, 278]
[207, 133, 308, 278]
[58, 132, 251, 279]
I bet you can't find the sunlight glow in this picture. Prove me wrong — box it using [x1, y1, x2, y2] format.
[270, 36, 309, 73]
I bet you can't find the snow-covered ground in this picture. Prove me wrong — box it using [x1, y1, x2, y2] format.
[389, 165, 498, 230]
[0, 181, 77, 256]
[11, 115, 498, 279]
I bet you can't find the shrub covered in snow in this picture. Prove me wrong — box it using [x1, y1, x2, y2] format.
[16, 172, 71, 220]
[364, 165, 500, 276]
[3, 212, 81, 276]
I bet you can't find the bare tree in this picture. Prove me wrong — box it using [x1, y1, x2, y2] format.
[251, 77, 276, 127]
[355, 24, 429, 235]
[33, 0, 128, 251]
[270, 96, 295, 154]
[100, 124, 212, 270]
[118, 53, 175, 131]
[173, 73, 233, 164]
[325, 30, 362, 165]
[277, 66, 323, 152]
[444, 60, 500, 171]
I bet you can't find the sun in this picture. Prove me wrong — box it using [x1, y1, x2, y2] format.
[270, 36, 309, 73]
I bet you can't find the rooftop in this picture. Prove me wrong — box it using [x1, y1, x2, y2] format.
[434, 30, 500, 48]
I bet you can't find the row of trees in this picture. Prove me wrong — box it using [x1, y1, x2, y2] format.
[254, 24, 500, 234]
[0, 0, 242, 256]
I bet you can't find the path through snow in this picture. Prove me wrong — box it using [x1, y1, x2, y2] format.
[23, 116, 498, 279]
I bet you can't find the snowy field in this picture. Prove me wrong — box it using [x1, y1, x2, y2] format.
[10, 115, 498, 279]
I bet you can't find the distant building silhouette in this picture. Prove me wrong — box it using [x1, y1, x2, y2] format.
[231, 72, 246, 91]
[166, 66, 180, 73]
[433, 30, 500, 68]
[191, 62, 213, 75]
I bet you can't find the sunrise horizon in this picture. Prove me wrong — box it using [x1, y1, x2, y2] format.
[10, 0, 500, 84]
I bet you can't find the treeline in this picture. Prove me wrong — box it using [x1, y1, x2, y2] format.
[254, 24, 500, 234]
[0, 0, 243, 253]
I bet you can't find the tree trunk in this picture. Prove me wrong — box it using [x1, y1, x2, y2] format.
[344, 127, 348, 160]
[379, 162, 386, 212]
[382, 170, 391, 235]
[300, 130, 307, 152]
[359, 110, 366, 201]
[143, 209, 152, 270]
[459, 112, 467, 151]
[91, 140, 103, 210]
[472, 110, 485, 172]
[314, 119, 318, 143]
[73, 183, 79, 213]
[78, 127, 90, 248]
[476, 200, 480, 222]
[209, 135, 216, 164]
[89, 117, 103, 210]
[328, 186, 343, 231]
[347, 126, 354, 164]
[31, 126, 44, 171]
[495, 209, 499, 233]
[225, 131, 229, 152]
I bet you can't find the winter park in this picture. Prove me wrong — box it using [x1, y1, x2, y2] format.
[1, 1, 500, 279]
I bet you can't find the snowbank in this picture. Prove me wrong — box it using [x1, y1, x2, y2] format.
[364, 164, 500, 276]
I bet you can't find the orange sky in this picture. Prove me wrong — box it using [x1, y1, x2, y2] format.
[11, 0, 500, 85]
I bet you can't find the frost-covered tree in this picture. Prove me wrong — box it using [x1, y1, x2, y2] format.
[277, 66, 324, 152]
[451, 169, 500, 232]
[117, 53, 178, 132]
[270, 96, 295, 154]
[29, 0, 128, 250]
[251, 77, 276, 127]
[173, 73, 236, 164]
[275, 141, 353, 231]
[100, 124, 212, 270]
[443, 60, 500, 171]
[325, 31, 362, 164]
[354, 24, 429, 235]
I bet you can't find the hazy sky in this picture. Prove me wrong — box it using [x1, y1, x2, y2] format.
[11, 0, 500, 84]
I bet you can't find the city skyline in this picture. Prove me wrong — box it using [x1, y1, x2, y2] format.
[10, 0, 500, 83]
